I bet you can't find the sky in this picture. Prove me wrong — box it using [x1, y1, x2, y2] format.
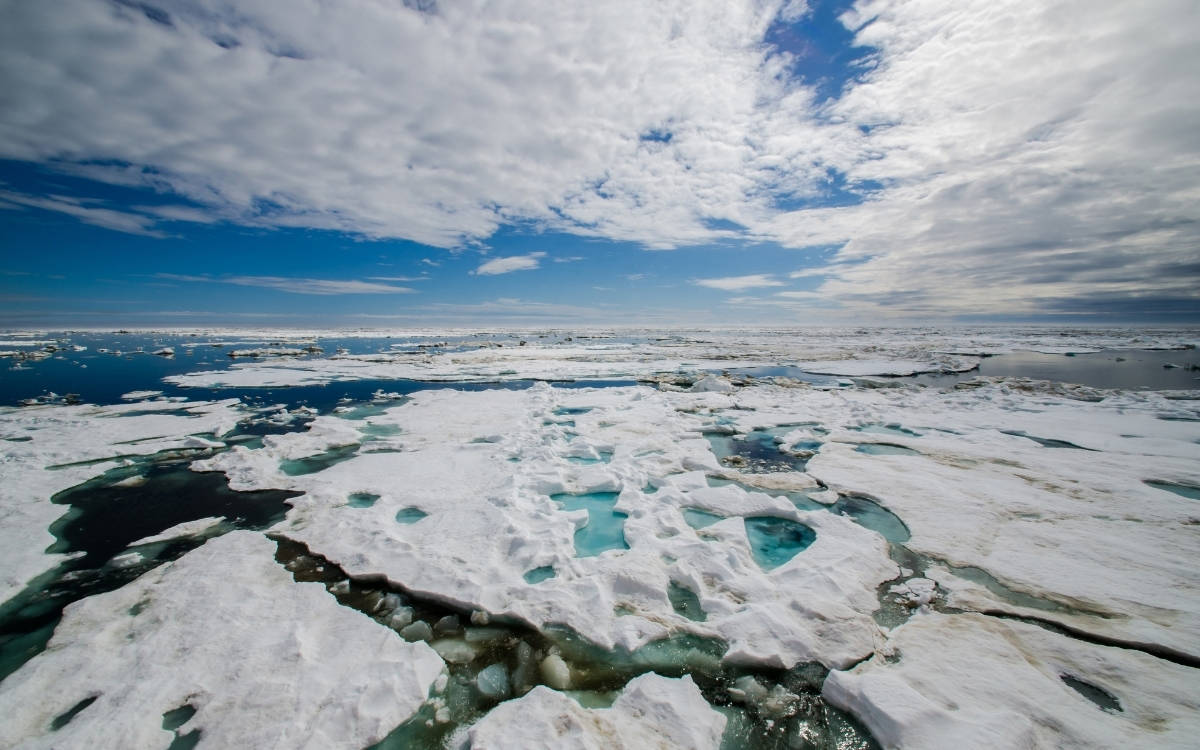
[0, 0, 1198, 327]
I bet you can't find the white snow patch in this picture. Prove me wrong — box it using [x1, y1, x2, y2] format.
[824, 612, 1200, 749]
[0, 531, 445, 750]
[120, 390, 164, 400]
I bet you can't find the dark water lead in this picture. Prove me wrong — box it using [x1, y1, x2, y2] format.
[909, 348, 1200, 390]
[272, 538, 878, 750]
[50, 695, 98, 730]
[707, 476, 911, 547]
[0, 456, 301, 684]
[1000, 431, 1096, 450]
[162, 704, 201, 750]
[1060, 674, 1123, 713]
[704, 425, 815, 474]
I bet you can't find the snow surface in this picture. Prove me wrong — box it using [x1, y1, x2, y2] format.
[4, 325, 1200, 749]
[463, 673, 725, 749]
[824, 612, 1200, 749]
[0, 398, 244, 607]
[196, 383, 899, 669]
[0, 531, 445, 750]
[792, 383, 1200, 660]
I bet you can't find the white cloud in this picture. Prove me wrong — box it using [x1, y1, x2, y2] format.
[0, 0, 841, 251]
[693, 274, 785, 291]
[759, 0, 1200, 317]
[1, 0, 1197, 316]
[368, 275, 429, 282]
[474, 252, 546, 276]
[155, 273, 414, 295]
[0, 190, 166, 237]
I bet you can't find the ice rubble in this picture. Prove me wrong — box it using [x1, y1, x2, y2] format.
[0, 398, 244, 607]
[0, 532, 445, 750]
[823, 612, 1200, 750]
[463, 673, 725, 749]
[196, 384, 899, 669]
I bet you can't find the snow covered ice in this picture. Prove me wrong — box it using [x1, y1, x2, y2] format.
[0, 532, 444, 750]
[1, 326, 1198, 749]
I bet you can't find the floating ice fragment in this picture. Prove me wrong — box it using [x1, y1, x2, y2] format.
[388, 608, 414, 630]
[475, 663, 511, 699]
[431, 638, 480, 664]
[539, 653, 571, 690]
[400, 621, 434, 643]
[690, 375, 734, 393]
[434, 615, 460, 634]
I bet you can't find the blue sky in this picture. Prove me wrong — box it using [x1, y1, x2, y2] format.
[1, 0, 1197, 326]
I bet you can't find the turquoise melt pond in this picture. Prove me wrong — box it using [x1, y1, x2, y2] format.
[550, 492, 629, 556]
[744, 516, 815, 570]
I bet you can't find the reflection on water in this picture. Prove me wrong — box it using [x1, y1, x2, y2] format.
[912, 348, 1200, 390]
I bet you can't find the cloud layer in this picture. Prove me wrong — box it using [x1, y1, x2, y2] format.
[1, 0, 1197, 317]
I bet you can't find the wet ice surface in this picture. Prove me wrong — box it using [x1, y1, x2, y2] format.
[1, 326, 1199, 749]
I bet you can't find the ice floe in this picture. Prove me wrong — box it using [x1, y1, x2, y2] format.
[824, 612, 1200, 749]
[0, 398, 244, 607]
[0, 531, 445, 750]
[195, 383, 899, 669]
[462, 673, 725, 749]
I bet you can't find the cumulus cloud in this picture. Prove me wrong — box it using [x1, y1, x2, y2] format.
[1, 0, 1197, 317]
[0, 0, 825, 250]
[474, 252, 546, 276]
[693, 274, 786, 291]
[761, 0, 1200, 317]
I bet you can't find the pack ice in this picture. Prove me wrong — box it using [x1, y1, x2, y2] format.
[0, 531, 444, 750]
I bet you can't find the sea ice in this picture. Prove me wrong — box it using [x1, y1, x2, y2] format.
[195, 383, 898, 669]
[462, 673, 725, 749]
[0, 398, 244, 607]
[823, 612, 1200, 749]
[0, 531, 445, 750]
